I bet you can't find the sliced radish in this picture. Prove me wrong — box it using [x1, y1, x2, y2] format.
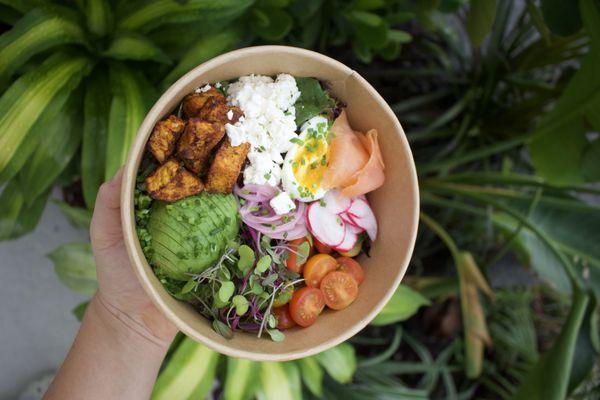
[340, 212, 359, 226]
[306, 202, 345, 247]
[333, 226, 359, 252]
[323, 190, 352, 214]
[346, 199, 377, 241]
[346, 223, 364, 234]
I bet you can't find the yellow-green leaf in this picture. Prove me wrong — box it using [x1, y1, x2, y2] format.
[371, 284, 431, 326]
[48, 242, 98, 296]
[223, 357, 258, 400]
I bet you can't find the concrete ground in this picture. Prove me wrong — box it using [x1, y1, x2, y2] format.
[0, 192, 88, 399]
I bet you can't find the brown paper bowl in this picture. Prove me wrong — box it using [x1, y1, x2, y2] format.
[121, 46, 419, 361]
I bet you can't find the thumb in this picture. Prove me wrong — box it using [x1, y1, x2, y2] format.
[91, 168, 125, 252]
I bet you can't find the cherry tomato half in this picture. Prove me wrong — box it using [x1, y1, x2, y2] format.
[273, 305, 297, 330]
[336, 257, 365, 285]
[285, 237, 312, 273]
[303, 254, 338, 287]
[314, 238, 332, 254]
[289, 286, 325, 327]
[320, 271, 359, 310]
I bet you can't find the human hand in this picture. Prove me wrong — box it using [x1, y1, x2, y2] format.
[90, 168, 177, 347]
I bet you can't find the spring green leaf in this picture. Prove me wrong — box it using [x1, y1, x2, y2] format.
[348, 10, 389, 50]
[232, 295, 249, 315]
[237, 244, 255, 273]
[179, 279, 197, 295]
[315, 343, 356, 384]
[105, 63, 155, 180]
[0, 0, 46, 13]
[48, 242, 98, 296]
[295, 241, 311, 266]
[251, 7, 293, 41]
[162, 28, 243, 86]
[85, 0, 112, 36]
[0, 180, 49, 240]
[371, 284, 431, 326]
[223, 357, 258, 400]
[151, 338, 220, 400]
[581, 139, 600, 182]
[219, 281, 235, 302]
[0, 53, 91, 183]
[512, 290, 590, 400]
[103, 32, 172, 64]
[294, 77, 335, 126]
[257, 362, 302, 400]
[19, 95, 82, 203]
[0, 8, 87, 83]
[118, 0, 254, 33]
[297, 357, 323, 397]
[53, 201, 93, 229]
[212, 319, 234, 339]
[267, 328, 285, 342]
[466, 0, 496, 46]
[81, 70, 110, 209]
[71, 300, 90, 321]
[255, 255, 271, 274]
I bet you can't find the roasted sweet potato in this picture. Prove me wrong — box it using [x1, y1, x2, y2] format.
[145, 159, 203, 201]
[176, 118, 225, 175]
[205, 139, 250, 194]
[181, 88, 226, 118]
[147, 115, 185, 163]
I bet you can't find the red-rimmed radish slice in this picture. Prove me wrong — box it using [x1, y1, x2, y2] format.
[323, 190, 352, 214]
[346, 199, 377, 241]
[340, 212, 359, 226]
[347, 223, 364, 234]
[333, 226, 359, 252]
[307, 203, 345, 247]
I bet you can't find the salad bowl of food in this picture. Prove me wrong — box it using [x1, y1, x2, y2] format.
[121, 45, 419, 361]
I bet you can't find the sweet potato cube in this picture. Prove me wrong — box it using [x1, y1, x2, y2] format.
[145, 159, 203, 201]
[205, 139, 250, 194]
[147, 115, 185, 163]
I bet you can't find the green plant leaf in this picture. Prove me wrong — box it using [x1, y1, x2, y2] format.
[71, 300, 90, 321]
[151, 337, 220, 400]
[294, 77, 335, 126]
[0, 180, 49, 240]
[347, 10, 389, 50]
[512, 290, 590, 400]
[81, 70, 110, 209]
[53, 200, 93, 229]
[0, 53, 91, 183]
[0, 0, 46, 13]
[267, 328, 285, 342]
[0, 8, 87, 84]
[118, 0, 254, 33]
[315, 343, 357, 384]
[568, 295, 598, 393]
[103, 32, 172, 64]
[0, 5, 22, 25]
[297, 357, 323, 397]
[530, 0, 600, 184]
[85, 0, 112, 36]
[232, 294, 249, 315]
[251, 7, 293, 41]
[105, 63, 154, 180]
[48, 242, 98, 296]
[219, 281, 235, 302]
[237, 244, 255, 273]
[257, 361, 302, 400]
[223, 357, 259, 400]
[19, 94, 82, 203]
[371, 284, 431, 326]
[541, 0, 582, 36]
[581, 139, 600, 181]
[162, 27, 242, 86]
[255, 255, 271, 274]
[466, 0, 496, 46]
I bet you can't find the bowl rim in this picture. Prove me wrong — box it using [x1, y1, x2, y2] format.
[121, 45, 420, 361]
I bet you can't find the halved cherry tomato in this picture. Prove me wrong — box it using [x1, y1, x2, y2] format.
[320, 271, 358, 310]
[314, 238, 332, 254]
[285, 237, 312, 273]
[289, 287, 325, 327]
[303, 254, 337, 287]
[336, 257, 364, 285]
[273, 305, 297, 330]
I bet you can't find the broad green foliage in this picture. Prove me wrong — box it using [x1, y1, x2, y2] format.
[466, 0, 496, 45]
[370, 284, 430, 326]
[48, 242, 97, 297]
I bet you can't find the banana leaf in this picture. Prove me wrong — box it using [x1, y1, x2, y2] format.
[296, 356, 324, 397]
[257, 361, 302, 400]
[223, 357, 259, 400]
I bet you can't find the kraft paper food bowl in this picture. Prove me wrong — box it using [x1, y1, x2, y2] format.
[121, 45, 419, 361]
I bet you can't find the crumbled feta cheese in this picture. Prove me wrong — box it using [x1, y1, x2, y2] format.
[195, 84, 212, 93]
[227, 109, 234, 120]
[225, 74, 301, 186]
[215, 82, 222, 88]
[269, 191, 296, 215]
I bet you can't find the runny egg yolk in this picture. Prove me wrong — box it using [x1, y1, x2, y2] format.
[291, 137, 329, 195]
